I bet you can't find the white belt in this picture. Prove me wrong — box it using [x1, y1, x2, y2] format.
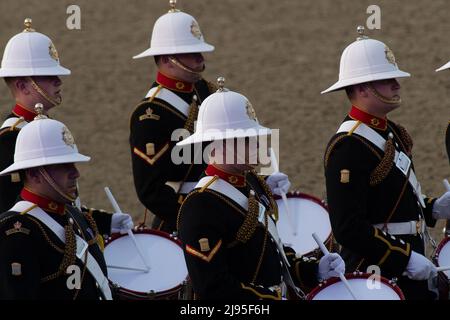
[373, 220, 424, 235]
[165, 181, 198, 195]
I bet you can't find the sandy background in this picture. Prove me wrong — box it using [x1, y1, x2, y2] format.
[1, 0, 449, 251]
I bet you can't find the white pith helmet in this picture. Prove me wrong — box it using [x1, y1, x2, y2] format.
[177, 77, 271, 146]
[0, 18, 70, 77]
[321, 26, 410, 94]
[133, 0, 214, 59]
[436, 61, 450, 72]
[0, 104, 89, 175]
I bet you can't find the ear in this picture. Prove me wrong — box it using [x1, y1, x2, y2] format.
[24, 168, 42, 184]
[16, 78, 31, 95]
[159, 55, 170, 65]
[356, 84, 370, 98]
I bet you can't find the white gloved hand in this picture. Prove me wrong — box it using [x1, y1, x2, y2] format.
[317, 253, 346, 281]
[404, 251, 437, 281]
[432, 191, 450, 219]
[111, 213, 134, 234]
[266, 172, 291, 196]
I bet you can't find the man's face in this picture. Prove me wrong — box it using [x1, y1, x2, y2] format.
[366, 78, 401, 111]
[170, 53, 205, 83]
[42, 163, 79, 201]
[29, 76, 63, 109]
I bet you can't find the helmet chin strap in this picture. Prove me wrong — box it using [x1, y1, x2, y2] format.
[168, 56, 205, 74]
[38, 167, 76, 203]
[27, 77, 62, 107]
[366, 83, 401, 105]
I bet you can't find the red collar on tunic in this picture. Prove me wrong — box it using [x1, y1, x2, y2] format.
[156, 72, 194, 93]
[21, 188, 65, 215]
[205, 165, 246, 188]
[349, 105, 387, 130]
[12, 104, 36, 122]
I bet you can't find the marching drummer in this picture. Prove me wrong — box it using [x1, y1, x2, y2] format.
[129, 0, 219, 233]
[176, 78, 345, 300]
[0, 19, 133, 236]
[0, 111, 114, 299]
[0, 18, 70, 213]
[322, 26, 450, 299]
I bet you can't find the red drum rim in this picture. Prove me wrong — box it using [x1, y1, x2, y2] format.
[273, 191, 329, 212]
[434, 236, 450, 266]
[306, 272, 405, 300]
[105, 228, 188, 299]
[105, 227, 183, 247]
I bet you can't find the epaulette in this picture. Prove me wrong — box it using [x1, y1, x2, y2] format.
[324, 133, 382, 169]
[129, 95, 186, 129]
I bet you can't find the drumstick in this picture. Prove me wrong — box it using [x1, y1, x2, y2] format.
[443, 179, 450, 192]
[269, 148, 297, 236]
[104, 187, 150, 273]
[312, 232, 358, 300]
[107, 264, 148, 272]
[436, 265, 450, 272]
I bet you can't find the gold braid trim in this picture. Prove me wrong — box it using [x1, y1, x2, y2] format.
[41, 224, 77, 283]
[255, 172, 279, 221]
[394, 123, 413, 156]
[235, 191, 260, 244]
[0, 214, 64, 254]
[184, 95, 198, 133]
[84, 211, 104, 251]
[206, 80, 219, 93]
[369, 135, 395, 186]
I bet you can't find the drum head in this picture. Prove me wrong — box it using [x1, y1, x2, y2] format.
[276, 193, 331, 256]
[104, 230, 188, 294]
[308, 274, 404, 300]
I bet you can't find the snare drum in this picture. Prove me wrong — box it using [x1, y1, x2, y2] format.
[307, 273, 405, 300]
[433, 236, 450, 300]
[104, 228, 190, 300]
[275, 192, 334, 258]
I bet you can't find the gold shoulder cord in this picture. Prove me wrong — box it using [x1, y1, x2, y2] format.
[206, 80, 219, 93]
[184, 95, 198, 133]
[255, 173, 279, 221]
[40, 223, 76, 284]
[235, 191, 260, 244]
[84, 210, 104, 250]
[370, 135, 395, 186]
[389, 123, 413, 156]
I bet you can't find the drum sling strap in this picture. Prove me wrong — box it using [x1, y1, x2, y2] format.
[10, 201, 113, 300]
[145, 86, 190, 117]
[195, 176, 306, 299]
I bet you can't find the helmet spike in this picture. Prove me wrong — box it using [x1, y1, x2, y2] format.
[168, 0, 180, 13]
[217, 76, 225, 92]
[356, 25, 368, 40]
[34, 103, 48, 120]
[23, 18, 35, 32]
